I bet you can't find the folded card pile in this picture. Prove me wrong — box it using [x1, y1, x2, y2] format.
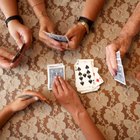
[74, 59, 104, 94]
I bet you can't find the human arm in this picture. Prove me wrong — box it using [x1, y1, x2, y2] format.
[0, 0, 32, 68]
[27, 0, 65, 51]
[0, 91, 39, 129]
[106, 2, 140, 76]
[52, 77, 105, 140]
[65, 0, 105, 50]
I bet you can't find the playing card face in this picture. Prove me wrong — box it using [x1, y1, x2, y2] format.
[116, 51, 122, 65]
[44, 31, 69, 42]
[47, 63, 65, 90]
[75, 61, 94, 89]
[74, 59, 104, 94]
[114, 65, 126, 85]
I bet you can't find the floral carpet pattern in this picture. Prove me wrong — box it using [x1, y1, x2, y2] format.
[0, 0, 140, 140]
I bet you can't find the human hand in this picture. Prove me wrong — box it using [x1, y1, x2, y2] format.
[64, 23, 87, 50]
[106, 34, 132, 76]
[8, 20, 32, 49]
[52, 76, 85, 116]
[9, 90, 39, 112]
[39, 16, 65, 51]
[0, 47, 20, 69]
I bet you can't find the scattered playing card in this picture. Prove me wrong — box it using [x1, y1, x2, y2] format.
[47, 63, 65, 90]
[44, 31, 69, 42]
[74, 59, 104, 94]
[114, 51, 126, 85]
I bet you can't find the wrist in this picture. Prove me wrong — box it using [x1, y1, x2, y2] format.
[4, 104, 16, 114]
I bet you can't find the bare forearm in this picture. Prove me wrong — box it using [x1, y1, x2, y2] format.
[0, 105, 15, 129]
[121, 2, 140, 38]
[82, 0, 105, 21]
[27, 0, 48, 21]
[72, 109, 105, 140]
[0, 0, 18, 18]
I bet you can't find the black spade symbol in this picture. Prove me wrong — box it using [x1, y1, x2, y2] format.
[78, 67, 81, 71]
[88, 75, 91, 79]
[83, 73, 86, 77]
[85, 65, 89, 69]
[78, 72, 82, 76]
[87, 70, 90, 74]
[89, 80, 92, 84]
[80, 82, 84, 85]
[79, 77, 83, 81]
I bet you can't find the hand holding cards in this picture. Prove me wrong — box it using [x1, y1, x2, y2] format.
[12, 44, 25, 63]
[47, 63, 65, 90]
[114, 51, 126, 85]
[44, 31, 69, 43]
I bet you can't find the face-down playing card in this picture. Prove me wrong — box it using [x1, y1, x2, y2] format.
[47, 63, 65, 90]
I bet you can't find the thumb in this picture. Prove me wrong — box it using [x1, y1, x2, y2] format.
[13, 32, 23, 48]
[25, 96, 39, 106]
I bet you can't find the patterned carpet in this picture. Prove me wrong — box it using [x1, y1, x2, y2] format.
[0, 0, 140, 139]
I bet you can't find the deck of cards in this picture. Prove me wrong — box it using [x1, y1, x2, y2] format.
[74, 59, 104, 94]
[47, 63, 65, 90]
[114, 51, 126, 85]
[44, 31, 69, 43]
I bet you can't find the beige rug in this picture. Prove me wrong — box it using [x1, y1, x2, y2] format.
[0, 0, 140, 139]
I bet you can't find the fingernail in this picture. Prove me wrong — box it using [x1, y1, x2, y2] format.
[34, 97, 39, 101]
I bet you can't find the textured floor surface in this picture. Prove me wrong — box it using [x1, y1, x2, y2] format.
[0, 0, 140, 140]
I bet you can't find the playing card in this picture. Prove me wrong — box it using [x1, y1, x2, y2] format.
[116, 51, 122, 65]
[75, 60, 95, 89]
[114, 64, 126, 85]
[44, 31, 69, 42]
[12, 44, 25, 63]
[47, 63, 65, 90]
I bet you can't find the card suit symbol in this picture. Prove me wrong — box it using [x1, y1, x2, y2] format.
[77, 67, 81, 71]
[96, 79, 99, 82]
[87, 75, 91, 79]
[79, 77, 83, 81]
[87, 70, 90, 74]
[80, 81, 84, 85]
[85, 65, 89, 69]
[78, 72, 82, 76]
[83, 73, 86, 77]
[88, 80, 92, 84]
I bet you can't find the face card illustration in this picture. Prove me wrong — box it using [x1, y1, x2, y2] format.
[47, 64, 65, 90]
[114, 65, 126, 85]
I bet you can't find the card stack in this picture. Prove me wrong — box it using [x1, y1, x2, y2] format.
[47, 63, 65, 90]
[74, 59, 104, 94]
[114, 51, 126, 85]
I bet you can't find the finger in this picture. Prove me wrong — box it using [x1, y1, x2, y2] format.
[22, 29, 32, 49]
[40, 31, 64, 51]
[52, 79, 59, 97]
[0, 48, 14, 60]
[23, 96, 39, 106]
[58, 76, 68, 92]
[54, 76, 64, 95]
[13, 32, 23, 48]
[0, 56, 13, 69]
[106, 47, 116, 76]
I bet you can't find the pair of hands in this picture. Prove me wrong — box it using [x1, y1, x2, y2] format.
[0, 20, 32, 69]
[10, 77, 84, 117]
[39, 16, 86, 51]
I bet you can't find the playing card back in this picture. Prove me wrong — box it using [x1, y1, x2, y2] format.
[47, 63, 65, 90]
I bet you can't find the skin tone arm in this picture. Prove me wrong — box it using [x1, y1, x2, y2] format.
[65, 0, 105, 50]
[27, 0, 65, 51]
[53, 77, 105, 140]
[106, 2, 140, 76]
[0, 91, 39, 129]
[0, 0, 32, 68]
